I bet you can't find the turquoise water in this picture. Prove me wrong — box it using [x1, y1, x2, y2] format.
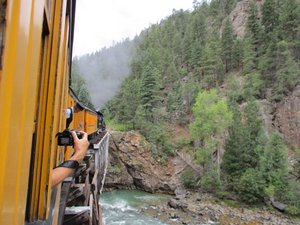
[100, 190, 170, 225]
[100, 190, 219, 225]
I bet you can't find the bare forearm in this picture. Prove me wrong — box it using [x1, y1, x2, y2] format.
[51, 167, 75, 187]
[51, 131, 89, 188]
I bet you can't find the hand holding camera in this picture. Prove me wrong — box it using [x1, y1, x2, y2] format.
[57, 129, 83, 146]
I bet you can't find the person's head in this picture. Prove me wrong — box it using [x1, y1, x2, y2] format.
[74, 102, 84, 113]
[96, 111, 103, 117]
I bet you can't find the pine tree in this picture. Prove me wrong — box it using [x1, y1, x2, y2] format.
[260, 133, 289, 201]
[243, 36, 257, 74]
[116, 78, 141, 128]
[272, 41, 300, 101]
[261, 0, 278, 35]
[223, 99, 266, 186]
[261, 0, 279, 54]
[221, 18, 235, 72]
[222, 107, 248, 180]
[278, 0, 300, 42]
[247, 1, 262, 47]
[140, 63, 160, 120]
[232, 39, 243, 70]
[200, 33, 225, 86]
[245, 1, 263, 65]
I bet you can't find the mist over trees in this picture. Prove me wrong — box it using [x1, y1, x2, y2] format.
[73, 0, 300, 215]
[72, 38, 136, 109]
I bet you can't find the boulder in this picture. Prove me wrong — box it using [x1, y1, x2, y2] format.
[104, 131, 179, 193]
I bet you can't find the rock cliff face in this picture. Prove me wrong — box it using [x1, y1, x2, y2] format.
[274, 85, 300, 148]
[104, 131, 181, 194]
[257, 85, 300, 149]
[223, 0, 264, 39]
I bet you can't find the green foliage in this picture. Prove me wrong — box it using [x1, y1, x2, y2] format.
[232, 39, 244, 69]
[200, 168, 222, 193]
[199, 33, 225, 86]
[113, 164, 122, 174]
[246, 1, 262, 47]
[260, 133, 289, 201]
[285, 181, 300, 216]
[243, 72, 265, 99]
[261, 0, 279, 45]
[278, 0, 300, 42]
[106, 119, 130, 131]
[176, 138, 193, 149]
[226, 74, 243, 105]
[237, 168, 265, 204]
[271, 41, 300, 101]
[222, 99, 266, 196]
[190, 89, 232, 177]
[140, 122, 174, 158]
[295, 149, 300, 178]
[221, 19, 235, 72]
[180, 168, 197, 188]
[242, 37, 257, 74]
[190, 89, 232, 142]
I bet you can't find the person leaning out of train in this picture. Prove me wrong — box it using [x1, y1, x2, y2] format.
[51, 130, 89, 187]
[64, 102, 84, 128]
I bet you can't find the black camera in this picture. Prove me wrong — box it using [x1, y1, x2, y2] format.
[57, 129, 83, 146]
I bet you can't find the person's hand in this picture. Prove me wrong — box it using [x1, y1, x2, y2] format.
[70, 131, 89, 163]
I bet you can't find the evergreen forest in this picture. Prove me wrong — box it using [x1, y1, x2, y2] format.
[72, 0, 300, 215]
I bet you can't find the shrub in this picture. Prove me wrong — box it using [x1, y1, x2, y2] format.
[180, 168, 197, 188]
[237, 168, 265, 204]
[200, 169, 221, 193]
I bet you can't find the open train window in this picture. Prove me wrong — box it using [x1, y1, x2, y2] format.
[0, 0, 6, 70]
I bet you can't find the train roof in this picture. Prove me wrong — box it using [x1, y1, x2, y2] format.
[69, 87, 97, 115]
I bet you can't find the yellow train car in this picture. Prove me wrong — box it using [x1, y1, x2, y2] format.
[0, 1, 101, 225]
[68, 88, 98, 134]
[65, 88, 98, 159]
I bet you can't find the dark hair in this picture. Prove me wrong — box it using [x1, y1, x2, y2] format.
[96, 111, 103, 116]
[75, 102, 84, 111]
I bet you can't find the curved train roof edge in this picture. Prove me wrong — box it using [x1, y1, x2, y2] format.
[69, 87, 97, 115]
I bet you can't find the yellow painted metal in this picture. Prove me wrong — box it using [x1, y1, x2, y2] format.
[56, 17, 70, 165]
[29, 19, 51, 221]
[85, 111, 98, 134]
[73, 110, 85, 131]
[0, 0, 45, 224]
[38, 0, 68, 219]
[46, 0, 69, 220]
[0, 0, 79, 224]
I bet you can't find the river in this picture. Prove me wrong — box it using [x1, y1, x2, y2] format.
[100, 190, 217, 225]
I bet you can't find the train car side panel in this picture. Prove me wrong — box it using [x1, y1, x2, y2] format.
[0, 0, 45, 224]
[85, 111, 98, 134]
[72, 110, 85, 131]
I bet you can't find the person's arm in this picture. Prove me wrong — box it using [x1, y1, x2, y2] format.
[51, 131, 89, 188]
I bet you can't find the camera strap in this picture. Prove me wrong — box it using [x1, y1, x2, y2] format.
[56, 160, 79, 170]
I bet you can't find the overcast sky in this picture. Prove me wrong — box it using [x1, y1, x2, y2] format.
[73, 0, 194, 57]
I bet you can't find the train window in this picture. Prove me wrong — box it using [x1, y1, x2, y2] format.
[0, 0, 6, 70]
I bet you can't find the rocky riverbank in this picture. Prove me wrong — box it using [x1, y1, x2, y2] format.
[104, 131, 300, 225]
[141, 190, 300, 225]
